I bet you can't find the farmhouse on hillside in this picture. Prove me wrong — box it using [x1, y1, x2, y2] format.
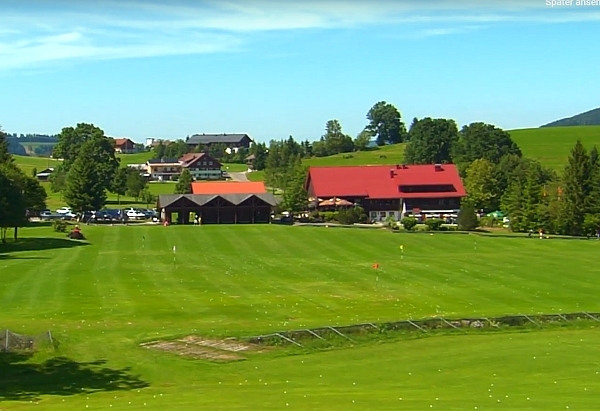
[112, 138, 137, 154]
[157, 181, 276, 224]
[185, 133, 253, 151]
[305, 164, 467, 222]
[146, 153, 223, 181]
[36, 167, 54, 181]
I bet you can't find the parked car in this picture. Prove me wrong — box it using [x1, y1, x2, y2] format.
[40, 210, 53, 219]
[56, 207, 73, 214]
[63, 212, 77, 219]
[126, 208, 146, 219]
[142, 209, 157, 219]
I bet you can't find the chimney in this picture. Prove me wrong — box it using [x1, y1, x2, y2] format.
[434, 164, 443, 171]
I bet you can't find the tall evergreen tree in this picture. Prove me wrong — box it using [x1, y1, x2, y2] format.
[282, 155, 308, 212]
[558, 140, 592, 236]
[63, 139, 110, 212]
[0, 130, 15, 165]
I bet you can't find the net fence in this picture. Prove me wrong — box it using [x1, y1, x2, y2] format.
[247, 312, 600, 347]
[0, 329, 58, 352]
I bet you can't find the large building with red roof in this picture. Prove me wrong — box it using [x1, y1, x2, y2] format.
[305, 164, 467, 221]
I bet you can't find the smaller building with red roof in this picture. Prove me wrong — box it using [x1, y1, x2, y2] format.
[158, 181, 275, 224]
[112, 138, 137, 154]
[191, 181, 267, 195]
[305, 164, 467, 222]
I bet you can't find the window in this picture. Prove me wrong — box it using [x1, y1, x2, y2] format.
[208, 161, 213, 165]
[399, 184, 456, 193]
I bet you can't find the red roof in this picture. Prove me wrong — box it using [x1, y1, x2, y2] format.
[191, 181, 267, 195]
[306, 164, 466, 199]
[114, 138, 134, 147]
[179, 152, 222, 168]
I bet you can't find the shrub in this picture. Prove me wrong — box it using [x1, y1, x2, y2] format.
[52, 220, 67, 233]
[424, 218, 444, 231]
[400, 217, 418, 231]
[480, 216, 499, 227]
[337, 209, 349, 225]
[320, 211, 337, 222]
[347, 206, 367, 224]
[457, 202, 479, 231]
[308, 210, 322, 222]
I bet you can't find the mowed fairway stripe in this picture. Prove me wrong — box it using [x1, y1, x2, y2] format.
[89, 226, 136, 319]
[136, 226, 212, 320]
[129, 226, 190, 315]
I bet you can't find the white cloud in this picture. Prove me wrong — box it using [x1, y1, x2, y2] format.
[0, 0, 597, 70]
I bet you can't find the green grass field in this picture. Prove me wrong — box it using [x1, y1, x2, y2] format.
[509, 126, 600, 171]
[2, 225, 600, 409]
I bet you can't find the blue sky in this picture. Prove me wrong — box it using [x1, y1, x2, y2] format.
[0, 0, 599, 143]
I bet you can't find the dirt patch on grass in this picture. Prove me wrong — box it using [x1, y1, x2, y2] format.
[140, 336, 265, 362]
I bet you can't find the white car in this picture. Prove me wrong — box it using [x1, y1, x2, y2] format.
[56, 207, 73, 214]
[126, 209, 146, 219]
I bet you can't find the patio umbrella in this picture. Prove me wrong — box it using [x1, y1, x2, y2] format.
[334, 198, 353, 206]
[487, 210, 504, 218]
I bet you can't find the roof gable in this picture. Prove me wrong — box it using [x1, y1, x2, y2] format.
[179, 153, 221, 168]
[157, 193, 276, 208]
[147, 157, 180, 164]
[114, 138, 134, 147]
[187, 133, 252, 145]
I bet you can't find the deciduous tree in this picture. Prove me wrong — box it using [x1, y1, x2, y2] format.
[464, 158, 497, 211]
[403, 117, 458, 164]
[126, 169, 147, 200]
[0, 167, 25, 243]
[354, 129, 373, 151]
[322, 120, 353, 155]
[174, 169, 193, 194]
[452, 122, 521, 173]
[365, 101, 406, 145]
[53, 123, 105, 171]
[111, 167, 129, 204]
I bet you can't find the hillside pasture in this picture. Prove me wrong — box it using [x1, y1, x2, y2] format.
[509, 126, 600, 171]
[1, 225, 600, 409]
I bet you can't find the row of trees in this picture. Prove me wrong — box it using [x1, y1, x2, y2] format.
[0, 129, 47, 242]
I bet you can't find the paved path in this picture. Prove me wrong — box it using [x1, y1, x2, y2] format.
[227, 172, 250, 182]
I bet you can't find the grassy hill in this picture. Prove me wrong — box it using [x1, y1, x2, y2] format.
[542, 107, 600, 127]
[509, 126, 600, 171]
